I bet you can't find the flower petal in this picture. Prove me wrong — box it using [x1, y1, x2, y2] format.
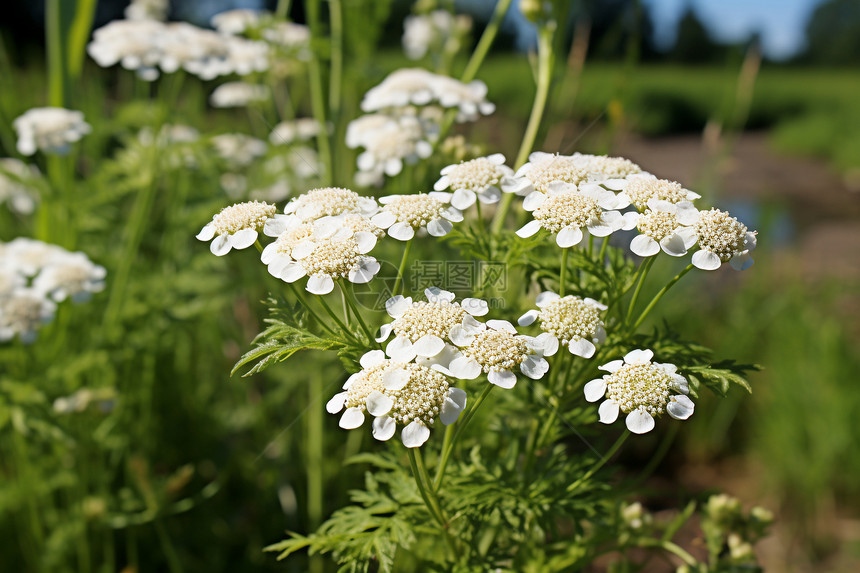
[413, 334, 445, 357]
[568, 338, 597, 358]
[598, 400, 619, 423]
[427, 217, 453, 237]
[692, 249, 722, 271]
[487, 319, 517, 333]
[279, 262, 307, 283]
[488, 369, 517, 389]
[535, 291, 560, 307]
[450, 189, 477, 210]
[440, 388, 467, 425]
[584, 379, 608, 402]
[383, 367, 409, 391]
[386, 336, 417, 363]
[660, 233, 688, 257]
[518, 309, 539, 326]
[360, 349, 386, 368]
[461, 297, 489, 316]
[556, 225, 584, 248]
[624, 349, 654, 364]
[372, 416, 396, 441]
[447, 355, 482, 379]
[626, 408, 656, 434]
[326, 391, 347, 414]
[389, 221, 415, 241]
[231, 228, 258, 249]
[196, 224, 215, 241]
[667, 395, 695, 420]
[354, 231, 378, 254]
[339, 407, 365, 429]
[366, 390, 394, 416]
[401, 421, 430, 448]
[631, 234, 660, 257]
[376, 322, 394, 343]
[306, 274, 334, 295]
[210, 234, 232, 256]
[516, 220, 543, 238]
[521, 355, 549, 380]
[386, 295, 412, 318]
[522, 191, 547, 211]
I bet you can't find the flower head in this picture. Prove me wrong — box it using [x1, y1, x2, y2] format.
[446, 320, 552, 388]
[211, 9, 264, 35]
[196, 200, 277, 256]
[402, 10, 472, 60]
[0, 158, 40, 215]
[378, 287, 489, 362]
[623, 199, 699, 258]
[622, 175, 700, 211]
[516, 182, 624, 247]
[209, 82, 270, 108]
[371, 192, 463, 240]
[433, 153, 519, 210]
[0, 287, 56, 344]
[584, 349, 694, 434]
[326, 350, 467, 447]
[692, 208, 757, 271]
[280, 187, 379, 226]
[211, 133, 267, 167]
[518, 291, 606, 358]
[13, 108, 91, 156]
[33, 252, 106, 303]
[269, 118, 322, 145]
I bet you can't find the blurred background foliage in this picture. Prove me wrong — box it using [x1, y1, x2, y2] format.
[1, 0, 858, 571]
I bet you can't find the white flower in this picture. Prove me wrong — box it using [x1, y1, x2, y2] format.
[326, 350, 467, 448]
[269, 118, 323, 145]
[518, 291, 606, 358]
[516, 182, 624, 247]
[445, 320, 551, 388]
[211, 134, 267, 167]
[433, 153, 520, 210]
[209, 82, 270, 108]
[0, 158, 40, 215]
[211, 9, 265, 35]
[261, 221, 380, 295]
[584, 349, 694, 434]
[0, 287, 56, 344]
[402, 10, 472, 60]
[261, 21, 312, 52]
[622, 174, 701, 211]
[87, 19, 165, 80]
[278, 187, 379, 228]
[197, 200, 278, 256]
[691, 208, 757, 271]
[1, 260, 26, 298]
[33, 252, 106, 304]
[360, 68, 494, 121]
[377, 287, 489, 362]
[347, 113, 433, 181]
[622, 199, 699, 258]
[125, 0, 168, 21]
[13, 108, 91, 156]
[570, 153, 642, 190]
[510, 152, 589, 196]
[371, 192, 463, 241]
[1, 237, 69, 277]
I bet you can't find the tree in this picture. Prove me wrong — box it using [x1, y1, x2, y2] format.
[802, 0, 860, 65]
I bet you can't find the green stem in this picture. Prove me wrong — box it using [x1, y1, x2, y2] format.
[340, 283, 374, 344]
[46, 0, 66, 107]
[625, 257, 655, 327]
[567, 429, 630, 493]
[636, 539, 699, 568]
[306, 0, 332, 184]
[154, 518, 184, 573]
[328, 0, 343, 117]
[408, 449, 446, 528]
[490, 24, 555, 234]
[317, 293, 354, 339]
[286, 282, 337, 336]
[306, 374, 324, 530]
[275, 0, 292, 20]
[392, 239, 412, 295]
[597, 237, 609, 264]
[559, 248, 568, 296]
[630, 263, 694, 332]
[67, 0, 98, 78]
[461, 0, 514, 83]
[433, 384, 494, 491]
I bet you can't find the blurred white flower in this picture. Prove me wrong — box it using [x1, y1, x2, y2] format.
[197, 200, 278, 256]
[261, 21, 312, 53]
[691, 208, 757, 271]
[584, 349, 694, 434]
[0, 158, 40, 215]
[371, 192, 463, 241]
[210, 82, 270, 108]
[1, 237, 69, 277]
[211, 9, 264, 35]
[434, 153, 518, 210]
[13, 108, 91, 156]
[87, 19, 166, 80]
[518, 291, 606, 358]
[211, 134, 267, 167]
[349, 114, 433, 181]
[402, 10, 472, 60]
[125, 0, 168, 21]
[269, 118, 323, 145]
[326, 350, 467, 448]
[0, 287, 56, 344]
[516, 182, 624, 248]
[33, 252, 106, 304]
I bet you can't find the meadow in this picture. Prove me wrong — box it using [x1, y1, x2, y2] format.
[1, 3, 858, 572]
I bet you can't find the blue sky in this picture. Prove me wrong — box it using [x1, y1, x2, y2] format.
[644, 0, 824, 59]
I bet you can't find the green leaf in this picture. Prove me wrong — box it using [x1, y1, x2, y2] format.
[232, 322, 338, 377]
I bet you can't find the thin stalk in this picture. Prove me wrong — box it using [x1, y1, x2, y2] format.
[567, 429, 630, 493]
[635, 539, 699, 568]
[559, 248, 568, 296]
[392, 239, 413, 295]
[631, 263, 694, 331]
[461, 0, 514, 83]
[597, 236, 609, 264]
[433, 384, 494, 491]
[45, 0, 66, 107]
[306, 0, 332, 183]
[340, 283, 374, 344]
[287, 282, 337, 336]
[328, 0, 343, 117]
[67, 0, 98, 78]
[305, 374, 324, 573]
[624, 257, 655, 326]
[275, 0, 292, 20]
[340, 287, 351, 326]
[490, 24, 555, 234]
[154, 518, 183, 573]
[317, 294, 354, 339]
[408, 450, 447, 528]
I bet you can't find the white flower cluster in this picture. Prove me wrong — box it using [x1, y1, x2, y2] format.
[1, 238, 106, 344]
[125, 0, 168, 21]
[211, 9, 311, 55]
[371, 192, 462, 241]
[13, 108, 91, 156]
[269, 118, 323, 146]
[88, 19, 270, 81]
[197, 200, 278, 256]
[209, 82, 270, 108]
[518, 291, 606, 358]
[402, 10, 472, 60]
[347, 68, 494, 185]
[434, 153, 519, 210]
[584, 349, 694, 434]
[0, 158, 40, 215]
[512, 151, 757, 270]
[211, 133, 267, 168]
